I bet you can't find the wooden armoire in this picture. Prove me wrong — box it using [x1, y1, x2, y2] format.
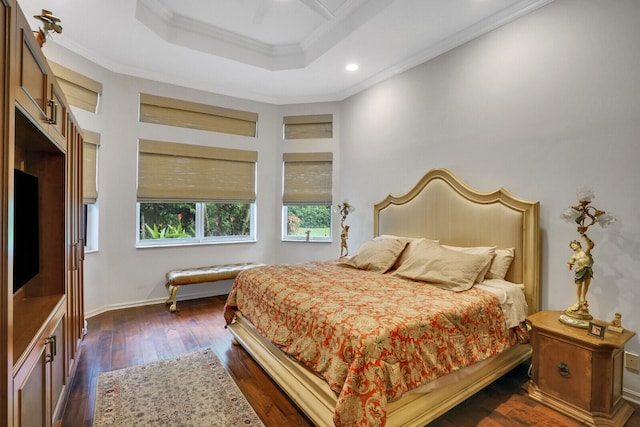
[1, 1, 85, 426]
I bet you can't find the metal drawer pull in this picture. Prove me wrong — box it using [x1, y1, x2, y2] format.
[47, 99, 57, 124]
[45, 335, 56, 363]
[558, 362, 570, 376]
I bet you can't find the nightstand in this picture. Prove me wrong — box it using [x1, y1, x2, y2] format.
[527, 310, 636, 427]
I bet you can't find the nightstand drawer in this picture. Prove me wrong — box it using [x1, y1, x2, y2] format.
[536, 334, 592, 410]
[527, 310, 636, 427]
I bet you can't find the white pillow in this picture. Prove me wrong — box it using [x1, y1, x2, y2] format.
[393, 240, 494, 291]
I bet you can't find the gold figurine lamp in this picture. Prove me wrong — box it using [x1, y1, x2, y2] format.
[337, 201, 354, 257]
[559, 188, 615, 328]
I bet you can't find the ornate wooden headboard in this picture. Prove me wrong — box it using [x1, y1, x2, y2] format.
[374, 168, 541, 314]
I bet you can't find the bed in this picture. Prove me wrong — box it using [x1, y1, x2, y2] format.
[224, 168, 540, 427]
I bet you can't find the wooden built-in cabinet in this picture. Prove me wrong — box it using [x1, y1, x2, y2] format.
[2, 1, 85, 426]
[527, 310, 636, 427]
[14, 9, 66, 150]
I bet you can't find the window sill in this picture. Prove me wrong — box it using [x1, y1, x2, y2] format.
[136, 239, 257, 249]
[281, 238, 333, 243]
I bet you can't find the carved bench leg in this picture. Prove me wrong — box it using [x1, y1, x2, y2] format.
[165, 282, 178, 312]
[231, 337, 240, 346]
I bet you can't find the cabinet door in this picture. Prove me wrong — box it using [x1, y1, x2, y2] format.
[15, 347, 46, 427]
[14, 10, 66, 152]
[537, 334, 592, 410]
[15, 24, 50, 129]
[48, 317, 66, 426]
[66, 118, 84, 369]
[13, 313, 65, 427]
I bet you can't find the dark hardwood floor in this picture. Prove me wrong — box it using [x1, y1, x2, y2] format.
[62, 296, 640, 427]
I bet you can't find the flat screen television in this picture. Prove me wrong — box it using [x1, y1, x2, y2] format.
[13, 169, 40, 293]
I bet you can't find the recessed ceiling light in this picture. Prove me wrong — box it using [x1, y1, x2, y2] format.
[346, 63, 359, 72]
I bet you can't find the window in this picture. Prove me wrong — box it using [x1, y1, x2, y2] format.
[284, 205, 331, 241]
[83, 203, 99, 252]
[83, 130, 100, 252]
[137, 139, 257, 246]
[282, 152, 333, 242]
[138, 202, 255, 243]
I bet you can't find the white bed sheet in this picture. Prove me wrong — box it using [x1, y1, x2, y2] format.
[476, 279, 528, 328]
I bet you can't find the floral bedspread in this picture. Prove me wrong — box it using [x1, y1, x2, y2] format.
[224, 261, 527, 427]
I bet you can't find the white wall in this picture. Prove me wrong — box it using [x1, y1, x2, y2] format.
[340, 0, 640, 400]
[40, 45, 342, 315]
[42, 0, 640, 400]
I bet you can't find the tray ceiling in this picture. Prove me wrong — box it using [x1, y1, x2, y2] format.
[16, 0, 554, 104]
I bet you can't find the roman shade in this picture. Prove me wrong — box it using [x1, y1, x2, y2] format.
[82, 130, 100, 203]
[137, 139, 257, 202]
[139, 93, 258, 137]
[50, 61, 103, 113]
[283, 114, 333, 139]
[282, 152, 332, 205]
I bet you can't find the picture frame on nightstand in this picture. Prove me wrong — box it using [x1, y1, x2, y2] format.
[588, 321, 606, 338]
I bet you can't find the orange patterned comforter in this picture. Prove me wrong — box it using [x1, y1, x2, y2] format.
[224, 261, 527, 427]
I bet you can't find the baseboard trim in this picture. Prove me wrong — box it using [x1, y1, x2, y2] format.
[624, 387, 640, 406]
[85, 286, 232, 319]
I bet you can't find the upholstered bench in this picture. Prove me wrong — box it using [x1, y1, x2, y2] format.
[165, 262, 264, 312]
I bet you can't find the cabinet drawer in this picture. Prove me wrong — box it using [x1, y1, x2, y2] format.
[537, 334, 592, 410]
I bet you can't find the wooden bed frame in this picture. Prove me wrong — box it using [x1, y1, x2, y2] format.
[228, 168, 540, 426]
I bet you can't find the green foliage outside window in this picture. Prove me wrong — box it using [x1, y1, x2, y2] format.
[139, 202, 252, 241]
[286, 205, 331, 237]
[140, 203, 196, 239]
[204, 203, 251, 236]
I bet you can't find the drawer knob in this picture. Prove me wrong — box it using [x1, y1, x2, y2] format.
[558, 362, 570, 376]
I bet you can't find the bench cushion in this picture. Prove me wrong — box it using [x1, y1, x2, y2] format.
[166, 263, 264, 287]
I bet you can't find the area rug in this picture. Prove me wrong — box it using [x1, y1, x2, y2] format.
[93, 348, 265, 426]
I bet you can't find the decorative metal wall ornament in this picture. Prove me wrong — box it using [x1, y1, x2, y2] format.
[33, 9, 62, 47]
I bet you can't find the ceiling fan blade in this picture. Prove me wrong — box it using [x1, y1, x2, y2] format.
[298, 0, 334, 20]
[253, 0, 268, 24]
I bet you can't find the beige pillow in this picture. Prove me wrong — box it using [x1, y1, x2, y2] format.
[394, 240, 493, 291]
[442, 245, 496, 283]
[393, 238, 439, 269]
[340, 238, 408, 273]
[485, 248, 515, 280]
[376, 234, 412, 240]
